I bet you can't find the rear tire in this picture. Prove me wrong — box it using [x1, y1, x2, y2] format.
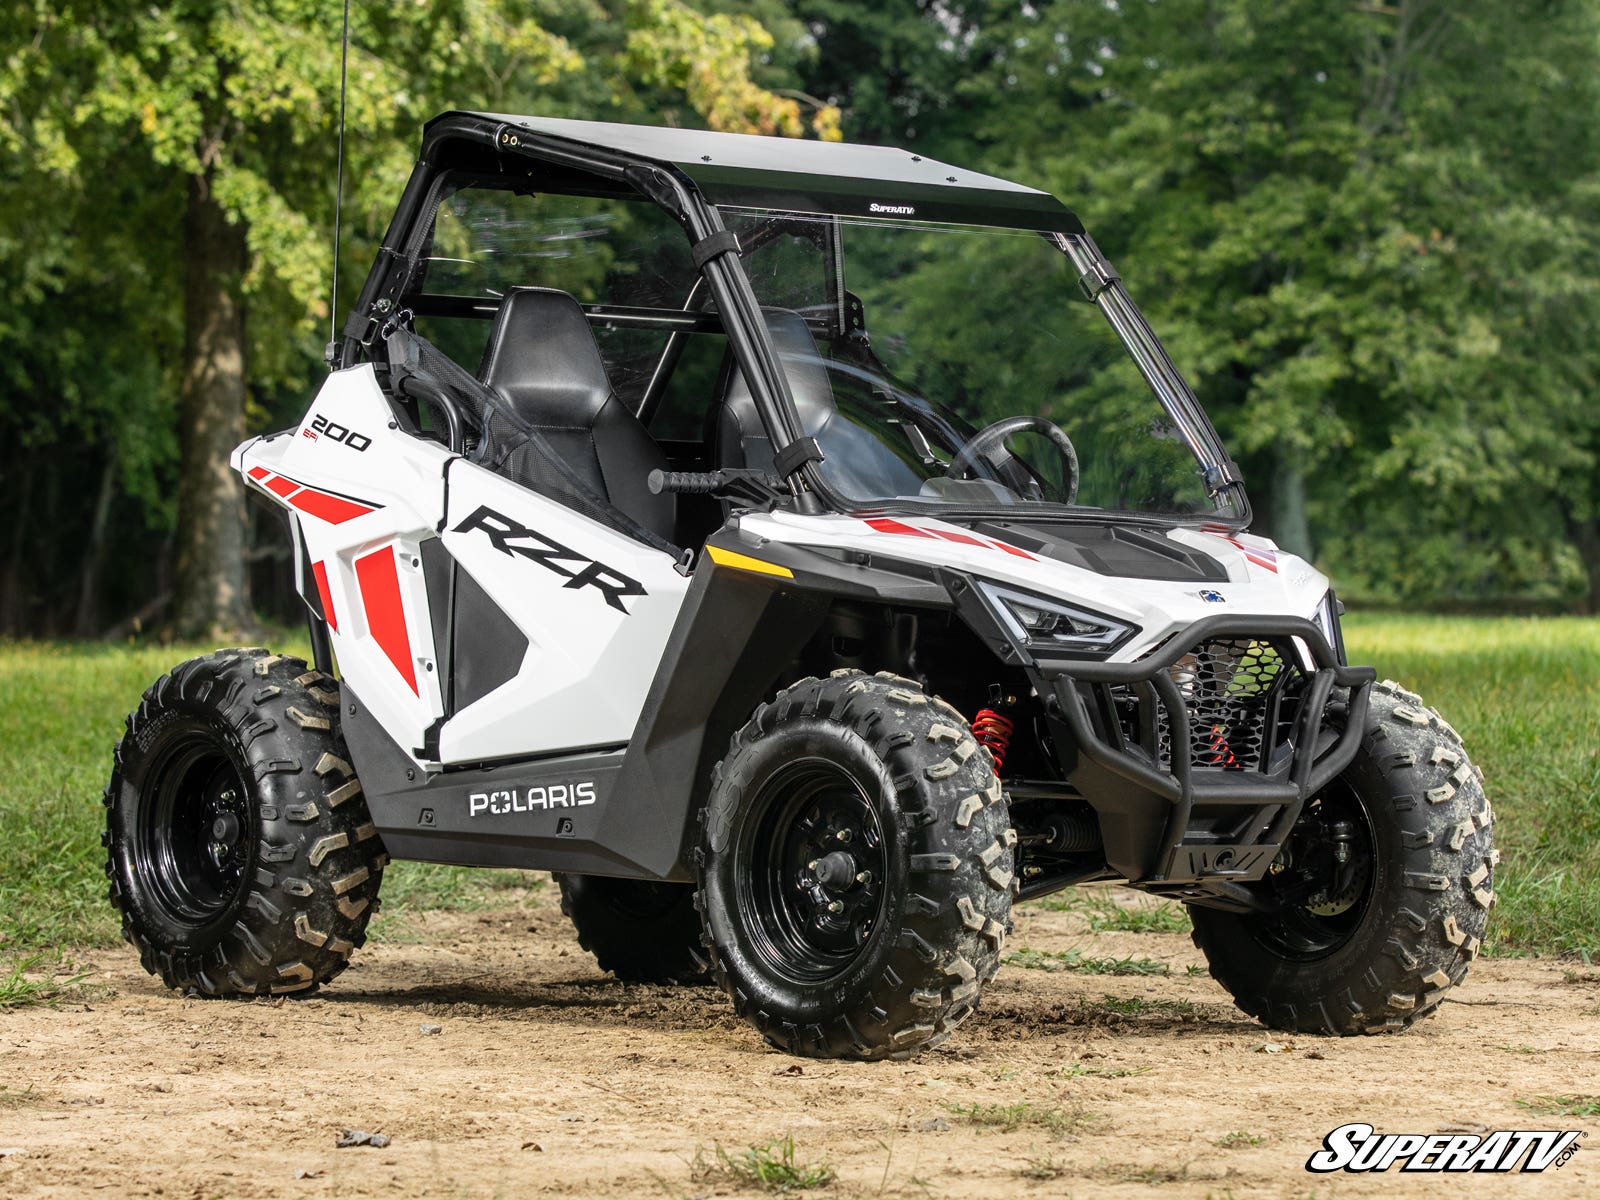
[104, 648, 387, 996]
[697, 671, 1014, 1061]
[555, 873, 707, 983]
[1190, 681, 1494, 1034]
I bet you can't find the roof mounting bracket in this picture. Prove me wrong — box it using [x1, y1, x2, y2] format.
[1076, 259, 1120, 302]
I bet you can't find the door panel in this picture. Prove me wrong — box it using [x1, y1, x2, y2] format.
[438, 461, 691, 762]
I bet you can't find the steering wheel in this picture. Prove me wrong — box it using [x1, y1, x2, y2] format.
[945, 416, 1079, 505]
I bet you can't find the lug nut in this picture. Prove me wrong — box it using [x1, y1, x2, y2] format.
[835, 829, 853, 843]
[855, 870, 872, 885]
[826, 900, 845, 914]
[807, 859, 819, 871]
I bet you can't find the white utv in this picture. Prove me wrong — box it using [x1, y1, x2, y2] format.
[105, 113, 1495, 1059]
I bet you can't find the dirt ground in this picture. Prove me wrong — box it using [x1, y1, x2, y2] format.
[2, 883, 1596, 1200]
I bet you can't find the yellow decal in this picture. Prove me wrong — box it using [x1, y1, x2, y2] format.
[705, 545, 794, 578]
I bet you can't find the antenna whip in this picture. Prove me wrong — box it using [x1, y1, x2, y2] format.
[327, 0, 352, 366]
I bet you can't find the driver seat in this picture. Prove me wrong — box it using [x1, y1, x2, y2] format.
[477, 287, 676, 542]
[712, 309, 923, 498]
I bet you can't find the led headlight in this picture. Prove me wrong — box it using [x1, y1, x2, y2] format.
[979, 583, 1135, 658]
[1313, 589, 1348, 664]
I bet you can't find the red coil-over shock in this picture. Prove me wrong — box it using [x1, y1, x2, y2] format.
[972, 709, 1015, 773]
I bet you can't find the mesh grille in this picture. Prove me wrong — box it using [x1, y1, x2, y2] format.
[1115, 637, 1303, 773]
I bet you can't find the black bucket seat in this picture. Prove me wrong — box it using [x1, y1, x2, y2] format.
[477, 286, 675, 542]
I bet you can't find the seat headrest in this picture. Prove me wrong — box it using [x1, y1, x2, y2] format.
[479, 287, 614, 425]
[724, 308, 837, 432]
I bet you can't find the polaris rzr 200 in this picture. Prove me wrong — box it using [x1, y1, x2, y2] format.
[105, 113, 1494, 1059]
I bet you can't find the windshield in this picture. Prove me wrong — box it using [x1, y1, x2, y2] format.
[720, 208, 1242, 522]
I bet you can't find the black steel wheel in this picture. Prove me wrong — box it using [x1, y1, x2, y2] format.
[139, 733, 253, 927]
[106, 649, 388, 996]
[740, 757, 890, 985]
[698, 671, 1015, 1061]
[1190, 681, 1495, 1034]
[556, 873, 707, 983]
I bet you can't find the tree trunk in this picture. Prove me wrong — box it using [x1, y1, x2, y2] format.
[1566, 515, 1600, 615]
[171, 172, 251, 638]
[0, 461, 34, 635]
[74, 449, 119, 637]
[1270, 443, 1314, 562]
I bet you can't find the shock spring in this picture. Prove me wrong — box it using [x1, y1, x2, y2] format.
[971, 709, 1015, 773]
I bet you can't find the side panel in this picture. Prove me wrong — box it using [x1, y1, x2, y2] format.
[235, 367, 450, 756]
[437, 461, 692, 762]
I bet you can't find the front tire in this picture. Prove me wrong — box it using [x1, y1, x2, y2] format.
[1190, 680, 1495, 1034]
[105, 649, 387, 996]
[697, 671, 1015, 1060]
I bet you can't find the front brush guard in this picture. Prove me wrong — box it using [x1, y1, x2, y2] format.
[1044, 615, 1375, 898]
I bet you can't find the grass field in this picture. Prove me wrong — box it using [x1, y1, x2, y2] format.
[0, 615, 1595, 1000]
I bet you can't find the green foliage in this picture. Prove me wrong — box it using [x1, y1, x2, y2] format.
[811, 0, 1600, 606]
[0, 0, 832, 636]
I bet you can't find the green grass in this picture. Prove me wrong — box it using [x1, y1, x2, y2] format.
[1215, 1130, 1265, 1149]
[690, 1137, 835, 1193]
[1343, 614, 1600, 957]
[0, 637, 293, 956]
[942, 1099, 1093, 1136]
[1004, 947, 1170, 976]
[0, 614, 1593, 997]
[0, 951, 93, 1009]
[1055, 1060, 1150, 1079]
[1517, 1095, 1600, 1118]
[1023, 890, 1192, 933]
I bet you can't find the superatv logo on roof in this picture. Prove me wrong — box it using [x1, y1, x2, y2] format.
[868, 202, 916, 216]
[1306, 1123, 1584, 1174]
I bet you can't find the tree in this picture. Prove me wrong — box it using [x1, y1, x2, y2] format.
[1, 0, 838, 637]
[809, 0, 1600, 606]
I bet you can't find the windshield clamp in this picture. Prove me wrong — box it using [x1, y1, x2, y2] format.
[1076, 260, 1120, 302]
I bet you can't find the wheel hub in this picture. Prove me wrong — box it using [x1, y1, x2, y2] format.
[812, 849, 859, 891]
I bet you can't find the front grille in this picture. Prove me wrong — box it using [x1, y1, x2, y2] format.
[1112, 637, 1307, 773]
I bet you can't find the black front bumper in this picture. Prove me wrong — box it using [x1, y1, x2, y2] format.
[1043, 615, 1376, 892]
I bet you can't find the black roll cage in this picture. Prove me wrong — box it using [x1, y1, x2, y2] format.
[338, 113, 1251, 531]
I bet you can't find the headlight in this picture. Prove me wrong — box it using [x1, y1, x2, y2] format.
[979, 582, 1135, 658]
[1313, 589, 1347, 665]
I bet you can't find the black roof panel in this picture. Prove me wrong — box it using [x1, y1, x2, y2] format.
[425, 111, 1083, 233]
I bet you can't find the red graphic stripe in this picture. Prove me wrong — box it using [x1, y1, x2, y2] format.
[866, 517, 1036, 561]
[866, 517, 933, 538]
[244, 468, 378, 525]
[1216, 535, 1278, 574]
[311, 560, 338, 632]
[355, 547, 416, 694]
[289, 487, 376, 525]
